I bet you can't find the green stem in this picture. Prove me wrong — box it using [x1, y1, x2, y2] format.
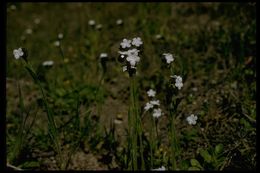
[59, 45, 71, 80]
[150, 115, 155, 168]
[169, 109, 177, 170]
[130, 77, 137, 170]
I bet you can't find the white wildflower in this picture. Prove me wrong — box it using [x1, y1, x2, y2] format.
[171, 75, 183, 90]
[152, 108, 163, 118]
[150, 100, 160, 106]
[54, 41, 60, 47]
[13, 48, 24, 59]
[10, 5, 16, 10]
[126, 55, 140, 67]
[116, 19, 123, 25]
[175, 81, 183, 90]
[147, 89, 156, 97]
[186, 114, 198, 125]
[122, 66, 127, 72]
[152, 166, 166, 171]
[119, 48, 139, 56]
[58, 33, 63, 39]
[192, 87, 198, 92]
[132, 37, 143, 47]
[100, 53, 108, 59]
[42, 60, 54, 67]
[88, 20, 95, 26]
[34, 18, 41, 25]
[119, 48, 140, 68]
[155, 34, 162, 40]
[120, 38, 132, 49]
[25, 28, 32, 35]
[163, 53, 174, 64]
[96, 24, 102, 30]
[144, 102, 154, 111]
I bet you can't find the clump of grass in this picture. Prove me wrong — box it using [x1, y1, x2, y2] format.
[118, 37, 145, 170]
[12, 47, 65, 169]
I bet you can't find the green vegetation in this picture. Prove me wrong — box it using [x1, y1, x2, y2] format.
[6, 2, 256, 170]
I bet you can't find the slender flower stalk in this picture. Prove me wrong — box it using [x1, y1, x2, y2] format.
[144, 88, 163, 169]
[13, 48, 65, 169]
[161, 52, 182, 170]
[118, 37, 144, 170]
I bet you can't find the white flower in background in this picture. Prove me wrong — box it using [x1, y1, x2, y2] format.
[192, 87, 198, 92]
[171, 75, 183, 90]
[58, 33, 63, 39]
[152, 166, 166, 171]
[122, 66, 127, 72]
[163, 53, 174, 64]
[34, 18, 41, 24]
[25, 28, 32, 35]
[144, 102, 154, 111]
[120, 38, 132, 49]
[13, 48, 24, 59]
[88, 20, 95, 26]
[96, 24, 102, 30]
[10, 5, 17, 10]
[100, 53, 108, 58]
[42, 60, 54, 67]
[147, 89, 156, 97]
[116, 19, 123, 25]
[152, 108, 163, 118]
[132, 37, 143, 47]
[186, 114, 198, 125]
[150, 100, 160, 106]
[54, 41, 60, 47]
[155, 34, 162, 40]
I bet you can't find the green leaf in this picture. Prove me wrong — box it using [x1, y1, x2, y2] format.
[25, 66, 38, 83]
[190, 159, 203, 169]
[215, 144, 224, 155]
[240, 118, 251, 129]
[55, 88, 66, 97]
[199, 149, 212, 163]
[180, 160, 190, 170]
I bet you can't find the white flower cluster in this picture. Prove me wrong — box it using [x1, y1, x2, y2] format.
[170, 75, 183, 90]
[144, 89, 163, 118]
[163, 53, 174, 64]
[186, 114, 198, 125]
[119, 48, 140, 68]
[13, 48, 24, 59]
[118, 37, 143, 75]
[147, 89, 156, 97]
